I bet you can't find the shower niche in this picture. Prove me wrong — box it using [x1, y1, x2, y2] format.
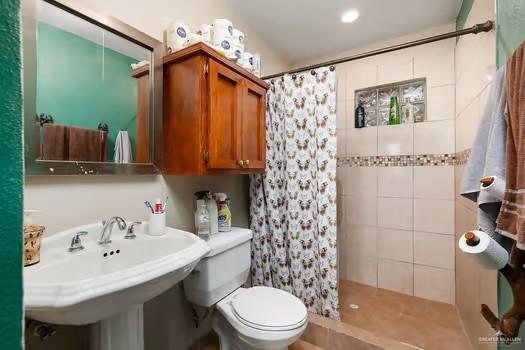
[355, 78, 427, 127]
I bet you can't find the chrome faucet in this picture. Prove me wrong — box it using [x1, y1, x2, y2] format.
[69, 231, 88, 252]
[99, 217, 127, 245]
[125, 221, 142, 240]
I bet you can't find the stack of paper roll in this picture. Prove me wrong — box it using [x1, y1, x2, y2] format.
[232, 28, 245, 61]
[458, 230, 509, 270]
[164, 18, 261, 75]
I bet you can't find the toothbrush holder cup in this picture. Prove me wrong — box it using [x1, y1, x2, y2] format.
[148, 212, 166, 236]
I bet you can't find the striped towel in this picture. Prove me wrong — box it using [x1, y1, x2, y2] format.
[497, 41, 525, 250]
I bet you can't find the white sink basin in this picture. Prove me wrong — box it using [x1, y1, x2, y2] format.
[24, 222, 209, 325]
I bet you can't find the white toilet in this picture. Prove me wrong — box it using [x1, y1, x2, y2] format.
[183, 228, 308, 350]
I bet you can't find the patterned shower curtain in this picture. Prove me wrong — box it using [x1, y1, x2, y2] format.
[249, 67, 339, 320]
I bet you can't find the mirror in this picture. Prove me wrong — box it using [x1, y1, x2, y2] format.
[23, 0, 163, 175]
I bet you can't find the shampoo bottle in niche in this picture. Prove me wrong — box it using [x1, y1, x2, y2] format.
[403, 101, 414, 124]
[216, 193, 232, 232]
[355, 104, 365, 128]
[388, 97, 401, 125]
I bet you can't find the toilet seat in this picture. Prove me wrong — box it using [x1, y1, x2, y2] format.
[230, 287, 307, 331]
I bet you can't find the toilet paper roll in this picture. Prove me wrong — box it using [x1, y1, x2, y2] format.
[212, 19, 234, 57]
[197, 24, 212, 43]
[190, 33, 203, 45]
[232, 28, 244, 46]
[233, 44, 244, 61]
[459, 230, 509, 270]
[480, 175, 505, 201]
[166, 22, 190, 53]
[212, 19, 233, 37]
[242, 51, 254, 71]
[253, 53, 261, 77]
[212, 39, 234, 58]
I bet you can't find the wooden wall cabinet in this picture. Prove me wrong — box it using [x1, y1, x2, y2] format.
[163, 43, 268, 175]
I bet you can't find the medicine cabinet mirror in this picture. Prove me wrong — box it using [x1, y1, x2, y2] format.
[22, 0, 163, 175]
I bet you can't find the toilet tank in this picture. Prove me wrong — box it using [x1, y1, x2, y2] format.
[183, 227, 252, 307]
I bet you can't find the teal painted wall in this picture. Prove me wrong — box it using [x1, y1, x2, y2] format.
[0, 0, 23, 349]
[497, 1, 525, 349]
[456, 0, 474, 30]
[37, 22, 138, 160]
[496, 0, 525, 68]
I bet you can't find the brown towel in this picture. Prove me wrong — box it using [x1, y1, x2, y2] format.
[497, 41, 525, 250]
[41, 124, 67, 160]
[67, 126, 108, 162]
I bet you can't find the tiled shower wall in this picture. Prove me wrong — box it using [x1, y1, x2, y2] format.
[336, 24, 457, 304]
[454, 0, 498, 348]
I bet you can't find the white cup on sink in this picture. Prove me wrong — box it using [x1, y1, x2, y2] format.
[148, 212, 166, 236]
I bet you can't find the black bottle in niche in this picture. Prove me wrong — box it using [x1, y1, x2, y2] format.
[355, 104, 365, 128]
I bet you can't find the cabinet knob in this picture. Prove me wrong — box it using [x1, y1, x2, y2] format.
[238, 160, 245, 167]
[244, 160, 250, 167]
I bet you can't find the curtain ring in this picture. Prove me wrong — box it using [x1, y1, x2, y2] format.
[329, 65, 336, 71]
[292, 74, 297, 80]
[311, 70, 316, 76]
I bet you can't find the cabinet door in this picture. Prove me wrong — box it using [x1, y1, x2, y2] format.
[241, 79, 266, 170]
[207, 60, 243, 169]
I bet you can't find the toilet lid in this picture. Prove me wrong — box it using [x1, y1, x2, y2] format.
[230, 287, 307, 331]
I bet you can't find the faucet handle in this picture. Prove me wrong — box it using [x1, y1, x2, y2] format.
[69, 231, 88, 252]
[125, 222, 141, 239]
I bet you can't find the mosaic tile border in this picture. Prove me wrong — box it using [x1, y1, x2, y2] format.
[337, 149, 472, 167]
[454, 148, 471, 166]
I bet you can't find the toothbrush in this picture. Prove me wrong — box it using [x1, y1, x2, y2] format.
[144, 201, 154, 214]
[163, 196, 168, 212]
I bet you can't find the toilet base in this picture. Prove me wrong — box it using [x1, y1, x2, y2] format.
[213, 312, 295, 350]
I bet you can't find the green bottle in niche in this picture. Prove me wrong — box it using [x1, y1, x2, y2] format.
[388, 97, 401, 125]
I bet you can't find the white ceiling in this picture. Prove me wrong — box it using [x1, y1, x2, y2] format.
[225, 0, 463, 63]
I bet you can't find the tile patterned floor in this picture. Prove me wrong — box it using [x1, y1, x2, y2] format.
[338, 280, 472, 350]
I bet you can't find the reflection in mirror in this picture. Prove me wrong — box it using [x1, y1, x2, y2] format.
[35, 0, 152, 164]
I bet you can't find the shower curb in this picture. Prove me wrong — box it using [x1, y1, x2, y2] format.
[301, 313, 416, 350]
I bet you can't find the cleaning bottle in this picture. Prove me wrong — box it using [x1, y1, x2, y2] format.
[194, 190, 218, 235]
[216, 193, 232, 232]
[196, 202, 211, 241]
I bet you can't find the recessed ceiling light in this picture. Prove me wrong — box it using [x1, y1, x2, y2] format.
[341, 9, 359, 23]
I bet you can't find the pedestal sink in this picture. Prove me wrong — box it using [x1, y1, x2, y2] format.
[24, 222, 209, 350]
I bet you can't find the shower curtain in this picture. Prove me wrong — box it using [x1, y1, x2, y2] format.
[249, 67, 339, 320]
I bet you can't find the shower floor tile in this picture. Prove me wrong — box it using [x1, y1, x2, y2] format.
[339, 279, 472, 350]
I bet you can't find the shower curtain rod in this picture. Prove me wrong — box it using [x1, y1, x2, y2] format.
[262, 20, 495, 80]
